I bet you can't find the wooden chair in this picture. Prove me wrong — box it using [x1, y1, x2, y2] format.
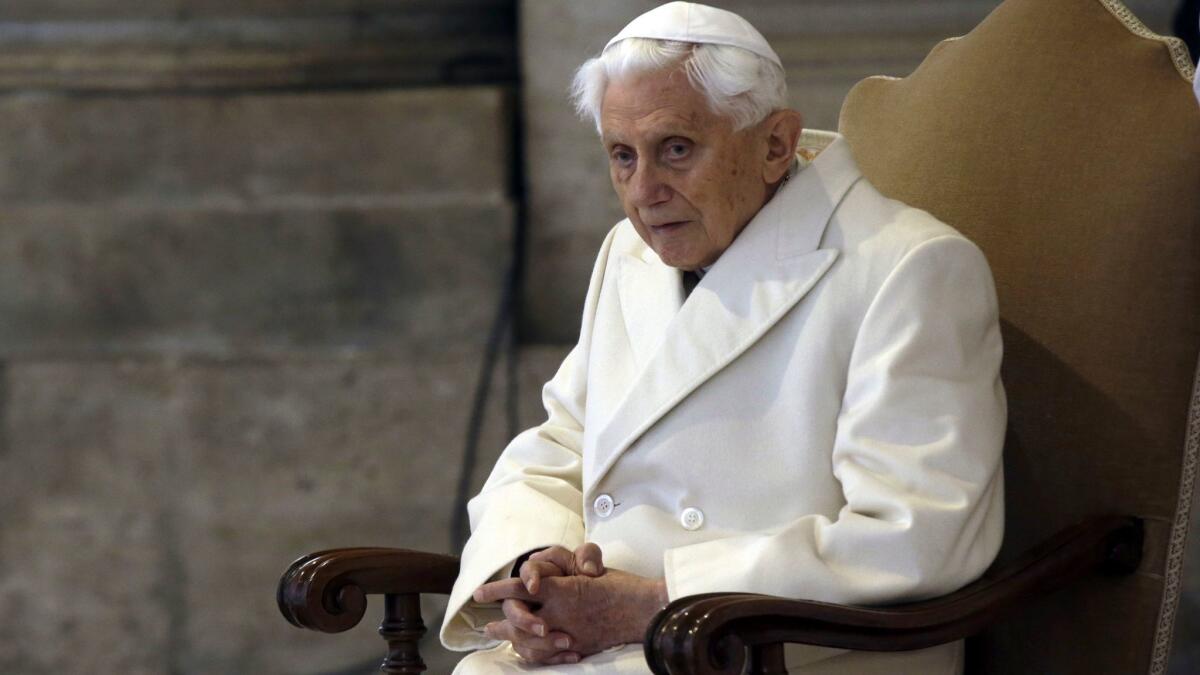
[277, 0, 1200, 672]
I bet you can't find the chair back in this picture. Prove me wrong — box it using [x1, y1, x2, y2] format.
[837, 0, 1200, 672]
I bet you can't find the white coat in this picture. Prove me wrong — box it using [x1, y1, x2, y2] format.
[441, 134, 1006, 674]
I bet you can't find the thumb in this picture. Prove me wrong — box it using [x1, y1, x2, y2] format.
[573, 542, 605, 577]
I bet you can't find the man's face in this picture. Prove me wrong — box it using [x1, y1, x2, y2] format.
[600, 66, 770, 270]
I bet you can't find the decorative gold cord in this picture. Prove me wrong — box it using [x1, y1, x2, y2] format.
[1098, 0, 1195, 81]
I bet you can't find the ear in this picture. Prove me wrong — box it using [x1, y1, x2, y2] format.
[761, 109, 804, 184]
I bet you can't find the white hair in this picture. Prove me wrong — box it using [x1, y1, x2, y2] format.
[570, 37, 787, 134]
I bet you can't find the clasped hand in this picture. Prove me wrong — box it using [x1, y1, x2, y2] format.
[472, 544, 668, 665]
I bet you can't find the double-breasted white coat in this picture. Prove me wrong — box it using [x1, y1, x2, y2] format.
[442, 135, 1006, 674]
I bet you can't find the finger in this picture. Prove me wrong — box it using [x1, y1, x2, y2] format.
[539, 649, 583, 665]
[545, 631, 576, 654]
[486, 616, 574, 655]
[489, 621, 566, 665]
[502, 598, 547, 638]
[513, 643, 573, 665]
[520, 559, 565, 594]
[573, 542, 605, 576]
[483, 620, 517, 644]
[473, 577, 537, 604]
[529, 546, 579, 575]
[512, 628, 576, 654]
[516, 629, 574, 654]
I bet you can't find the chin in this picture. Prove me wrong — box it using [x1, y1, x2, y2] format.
[652, 246, 698, 270]
[658, 246, 716, 271]
[648, 237, 699, 269]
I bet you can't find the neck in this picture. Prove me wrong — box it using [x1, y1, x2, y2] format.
[764, 164, 794, 205]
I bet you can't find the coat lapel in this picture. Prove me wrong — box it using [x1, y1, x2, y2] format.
[585, 136, 864, 495]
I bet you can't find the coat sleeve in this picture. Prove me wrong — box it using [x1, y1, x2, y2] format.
[662, 234, 1007, 605]
[439, 224, 620, 651]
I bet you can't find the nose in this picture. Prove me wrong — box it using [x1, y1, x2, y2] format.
[628, 161, 672, 208]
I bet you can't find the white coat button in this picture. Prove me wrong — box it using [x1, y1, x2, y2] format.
[680, 507, 704, 531]
[593, 494, 615, 518]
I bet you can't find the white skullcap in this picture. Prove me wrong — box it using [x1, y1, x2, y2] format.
[605, 2, 782, 68]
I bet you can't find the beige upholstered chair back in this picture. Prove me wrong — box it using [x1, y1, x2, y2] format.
[837, 0, 1200, 672]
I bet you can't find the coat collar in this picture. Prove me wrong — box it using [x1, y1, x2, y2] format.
[587, 135, 863, 495]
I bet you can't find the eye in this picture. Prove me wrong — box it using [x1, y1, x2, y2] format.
[665, 139, 692, 161]
[610, 146, 635, 167]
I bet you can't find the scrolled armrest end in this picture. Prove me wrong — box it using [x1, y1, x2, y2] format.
[277, 547, 460, 634]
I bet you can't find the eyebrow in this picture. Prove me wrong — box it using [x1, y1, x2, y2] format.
[602, 125, 698, 149]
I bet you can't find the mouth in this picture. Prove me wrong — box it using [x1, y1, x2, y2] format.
[650, 220, 690, 232]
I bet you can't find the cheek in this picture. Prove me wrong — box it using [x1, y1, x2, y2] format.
[697, 174, 741, 230]
[611, 178, 634, 214]
[696, 170, 753, 243]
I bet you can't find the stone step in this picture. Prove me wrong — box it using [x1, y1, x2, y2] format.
[0, 39, 518, 92]
[0, 200, 514, 358]
[2, 0, 510, 22]
[0, 344, 570, 673]
[0, 86, 510, 206]
[0, 5, 519, 90]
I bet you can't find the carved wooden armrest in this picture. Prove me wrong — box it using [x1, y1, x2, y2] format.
[278, 547, 460, 673]
[643, 516, 1143, 675]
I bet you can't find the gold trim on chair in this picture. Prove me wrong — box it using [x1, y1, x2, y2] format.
[1099, 0, 1196, 81]
[1153, 358, 1200, 675]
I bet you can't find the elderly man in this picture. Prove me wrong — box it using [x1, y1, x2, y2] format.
[441, 3, 1005, 673]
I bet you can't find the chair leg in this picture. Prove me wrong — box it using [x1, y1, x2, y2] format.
[748, 643, 787, 674]
[379, 593, 427, 673]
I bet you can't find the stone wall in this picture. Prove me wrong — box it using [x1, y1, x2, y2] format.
[0, 2, 542, 673]
[0, 94, 517, 673]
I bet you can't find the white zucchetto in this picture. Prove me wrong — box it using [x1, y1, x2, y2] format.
[605, 1, 782, 68]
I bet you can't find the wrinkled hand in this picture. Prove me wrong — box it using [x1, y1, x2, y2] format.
[472, 544, 605, 665]
[474, 545, 668, 663]
[522, 544, 606, 595]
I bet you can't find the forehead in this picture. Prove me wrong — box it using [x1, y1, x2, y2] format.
[599, 68, 722, 143]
